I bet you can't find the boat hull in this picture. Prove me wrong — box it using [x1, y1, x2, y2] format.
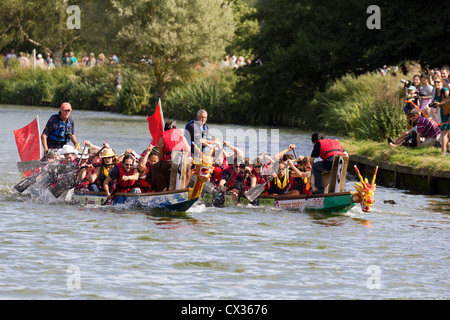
[73, 189, 198, 212]
[202, 192, 357, 213]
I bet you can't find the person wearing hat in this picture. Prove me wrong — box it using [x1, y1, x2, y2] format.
[388, 110, 419, 147]
[59, 144, 79, 164]
[41, 102, 79, 159]
[408, 108, 441, 147]
[87, 148, 118, 192]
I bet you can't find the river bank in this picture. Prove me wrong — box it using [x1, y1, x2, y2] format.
[342, 140, 450, 196]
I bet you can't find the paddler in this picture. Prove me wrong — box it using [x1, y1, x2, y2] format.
[308, 133, 347, 194]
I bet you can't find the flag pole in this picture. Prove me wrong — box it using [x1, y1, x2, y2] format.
[36, 115, 41, 159]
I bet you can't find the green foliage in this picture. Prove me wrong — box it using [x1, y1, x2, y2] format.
[116, 69, 152, 115]
[165, 67, 237, 122]
[306, 72, 407, 141]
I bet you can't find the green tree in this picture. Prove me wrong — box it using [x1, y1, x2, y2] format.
[106, 0, 236, 97]
[0, 0, 82, 63]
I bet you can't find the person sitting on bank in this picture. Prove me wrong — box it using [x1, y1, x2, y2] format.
[87, 148, 118, 192]
[147, 121, 191, 192]
[388, 112, 418, 148]
[103, 155, 141, 201]
[308, 133, 347, 195]
[41, 102, 79, 158]
[408, 108, 441, 148]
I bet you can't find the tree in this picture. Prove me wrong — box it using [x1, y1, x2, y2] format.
[0, 0, 82, 64]
[107, 0, 236, 96]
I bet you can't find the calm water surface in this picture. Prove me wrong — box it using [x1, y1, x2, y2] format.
[0, 104, 448, 300]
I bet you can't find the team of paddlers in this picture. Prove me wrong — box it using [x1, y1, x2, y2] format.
[27, 103, 348, 204]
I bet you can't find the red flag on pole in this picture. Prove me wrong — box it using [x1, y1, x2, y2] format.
[14, 117, 41, 162]
[147, 99, 165, 146]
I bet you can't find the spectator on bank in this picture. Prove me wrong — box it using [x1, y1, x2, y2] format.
[87, 53, 96, 67]
[68, 52, 77, 66]
[222, 55, 230, 67]
[418, 73, 436, 117]
[36, 54, 46, 69]
[409, 109, 441, 148]
[45, 53, 52, 65]
[441, 65, 450, 87]
[114, 69, 123, 91]
[98, 53, 106, 64]
[17, 52, 29, 68]
[5, 49, 16, 67]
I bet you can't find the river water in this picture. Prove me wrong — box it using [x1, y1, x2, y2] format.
[0, 104, 448, 300]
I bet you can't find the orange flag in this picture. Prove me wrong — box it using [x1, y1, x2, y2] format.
[147, 99, 165, 146]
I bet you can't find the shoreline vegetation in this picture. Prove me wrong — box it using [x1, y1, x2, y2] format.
[1, 59, 449, 176]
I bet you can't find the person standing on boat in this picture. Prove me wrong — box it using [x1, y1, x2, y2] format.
[147, 121, 191, 192]
[185, 109, 216, 156]
[308, 133, 347, 195]
[103, 155, 141, 201]
[41, 102, 79, 158]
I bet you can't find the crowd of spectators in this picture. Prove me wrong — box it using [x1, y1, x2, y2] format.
[389, 65, 450, 155]
[2, 49, 120, 70]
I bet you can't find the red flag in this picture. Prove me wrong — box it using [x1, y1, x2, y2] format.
[147, 99, 165, 146]
[14, 117, 41, 162]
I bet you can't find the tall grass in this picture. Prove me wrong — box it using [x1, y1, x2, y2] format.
[164, 67, 237, 122]
[306, 72, 407, 141]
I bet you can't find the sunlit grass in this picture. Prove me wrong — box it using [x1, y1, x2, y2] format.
[342, 139, 450, 172]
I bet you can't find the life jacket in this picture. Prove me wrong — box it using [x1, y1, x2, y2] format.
[114, 162, 136, 193]
[272, 168, 290, 191]
[161, 128, 188, 161]
[48, 114, 73, 143]
[318, 139, 346, 160]
[210, 165, 224, 184]
[222, 165, 236, 190]
[185, 120, 208, 153]
[137, 162, 152, 192]
[93, 166, 110, 191]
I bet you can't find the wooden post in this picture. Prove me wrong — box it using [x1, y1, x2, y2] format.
[169, 151, 190, 190]
[328, 156, 349, 193]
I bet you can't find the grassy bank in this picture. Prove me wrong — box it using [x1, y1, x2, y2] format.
[341, 139, 450, 173]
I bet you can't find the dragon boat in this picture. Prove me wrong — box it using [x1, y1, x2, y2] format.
[202, 157, 378, 214]
[72, 150, 214, 212]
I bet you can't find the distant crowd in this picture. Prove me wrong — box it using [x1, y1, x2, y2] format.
[2, 49, 120, 70]
[387, 64, 450, 156]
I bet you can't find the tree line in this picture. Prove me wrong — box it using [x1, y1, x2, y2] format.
[1, 0, 448, 129]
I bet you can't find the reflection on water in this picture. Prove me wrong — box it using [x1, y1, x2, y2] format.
[0, 105, 449, 300]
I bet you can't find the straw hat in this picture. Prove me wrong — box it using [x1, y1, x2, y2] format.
[100, 148, 115, 158]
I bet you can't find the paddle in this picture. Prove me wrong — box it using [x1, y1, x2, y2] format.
[244, 161, 288, 202]
[17, 160, 46, 173]
[13, 162, 76, 193]
[14, 169, 48, 193]
[48, 145, 105, 198]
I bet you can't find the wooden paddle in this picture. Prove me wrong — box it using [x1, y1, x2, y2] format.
[14, 169, 48, 193]
[244, 161, 288, 202]
[48, 145, 106, 198]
